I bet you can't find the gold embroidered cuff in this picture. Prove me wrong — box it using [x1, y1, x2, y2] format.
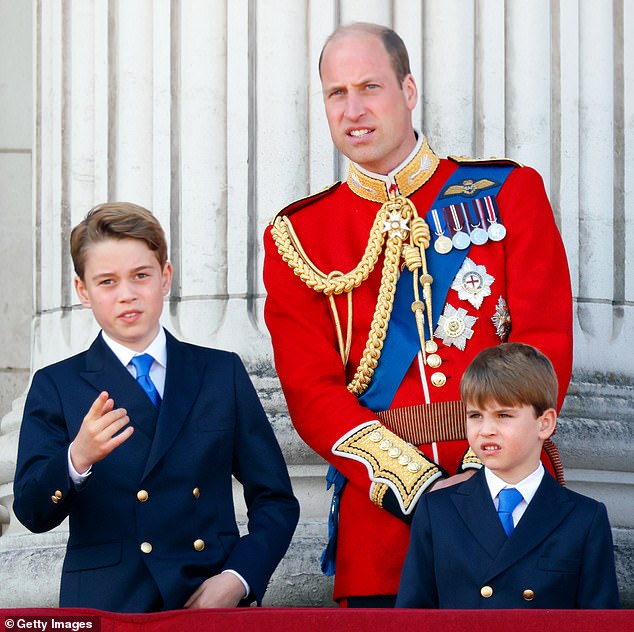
[460, 447, 483, 471]
[333, 421, 443, 514]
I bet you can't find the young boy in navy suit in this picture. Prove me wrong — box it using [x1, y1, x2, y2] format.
[396, 342, 620, 609]
[13, 202, 299, 612]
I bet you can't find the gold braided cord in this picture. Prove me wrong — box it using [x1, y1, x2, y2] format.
[271, 195, 430, 397]
[347, 233, 403, 395]
[328, 290, 353, 366]
[271, 213, 388, 296]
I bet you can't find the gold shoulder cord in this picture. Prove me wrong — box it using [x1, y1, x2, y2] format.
[271, 194, 433, 396]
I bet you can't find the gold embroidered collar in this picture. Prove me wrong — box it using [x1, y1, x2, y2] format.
[347, 136, 440, 202]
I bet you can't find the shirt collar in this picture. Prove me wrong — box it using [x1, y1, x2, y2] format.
[101, 328, 167, 369]
[484, 463, 545, 504]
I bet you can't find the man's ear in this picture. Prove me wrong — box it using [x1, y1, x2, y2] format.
[538, 408, 557, 440]
[74, 276, 92, 308]
[402, 73, 418, 111]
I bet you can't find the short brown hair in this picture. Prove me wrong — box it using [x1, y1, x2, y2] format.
[460, 343, 558, 417]
[319, 22, 412, 84]
[70, 202, 168, 280]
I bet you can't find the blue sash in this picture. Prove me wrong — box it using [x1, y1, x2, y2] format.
[359, 164, 514, 411]
[321, 163, 514, 576]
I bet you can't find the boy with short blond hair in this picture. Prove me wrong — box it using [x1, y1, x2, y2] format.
[396, 343, 620, 609]
[14, 202, 299, 612]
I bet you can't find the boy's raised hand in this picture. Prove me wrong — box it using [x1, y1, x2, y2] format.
[70, 391, 133, 474]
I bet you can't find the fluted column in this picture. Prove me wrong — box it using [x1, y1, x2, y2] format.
[0, 0, 632, 607]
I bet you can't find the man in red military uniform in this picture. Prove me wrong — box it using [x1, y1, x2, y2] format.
[263, 22, 572, 607]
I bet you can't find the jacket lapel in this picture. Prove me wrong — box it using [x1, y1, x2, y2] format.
[484, 472, 575, 580]
[450, 469, 508, 559]
[141, 331, 202, 479]
[80, 335, 159, 441]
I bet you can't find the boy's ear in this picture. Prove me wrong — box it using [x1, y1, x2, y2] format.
[161, 262, 173, 296]
[74, 276, 92, 308]
[538, 408, 557, 440]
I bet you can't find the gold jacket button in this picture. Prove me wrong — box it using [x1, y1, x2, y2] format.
[426, 353, 442, 369]
[480, 585, 493, 598]
[523, 589, 535, 601]
[193, 539, 205, 552]
[140, 542, 152, 554]
[51, 490, 63, 504]
[431, 372, 447, 387]
[193, 487, 200, 499]
[137, 490, 149, 502]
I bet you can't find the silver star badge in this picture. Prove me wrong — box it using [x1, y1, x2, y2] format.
[434, 304, 478, 351]
[451, 257, 495, 309]
[382, 211, 410, 239]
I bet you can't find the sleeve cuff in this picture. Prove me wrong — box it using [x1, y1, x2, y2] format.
[67, 443, 92, 487]
[332, 421, 443, 516]
[221, 569, 250, 599]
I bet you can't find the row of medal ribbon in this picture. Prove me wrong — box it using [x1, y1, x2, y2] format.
[429, 195, 507, 254]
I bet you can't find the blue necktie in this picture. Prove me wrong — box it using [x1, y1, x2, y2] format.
[497, 488, 523, 536]
[130, 354, 161, 409]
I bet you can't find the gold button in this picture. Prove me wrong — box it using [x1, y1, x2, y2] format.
[137, 490, 149, 502]
[140, 542, 152, 554]
[426, 354, 442, 369]
[55, 490, 63, 499]
[481, 585, 493, 598]
[523, 589, 535, 601]
[193, 539, 205, 552]
[51, 496, 59, 504]
[425, 340, 438, 354]
[431, 371, 447, 387]
[193, 487, 200, 499]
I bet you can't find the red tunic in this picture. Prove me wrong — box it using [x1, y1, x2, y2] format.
[263, 156, 573, 600]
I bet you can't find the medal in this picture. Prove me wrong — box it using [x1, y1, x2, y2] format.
[483, 196, 507, 241]
[447, 205, 470, 250]
[382, 210, 410, 240]
[451, 257, 495, 309]
[434, 304, 478, 351]
[435, 235, 453, 254]
[492, 295, 512, 341]
[488, 222, 507, 241]
[452, 231, 471, 250]
[430, 208, 453, 255]
[469, 199, 489, 245]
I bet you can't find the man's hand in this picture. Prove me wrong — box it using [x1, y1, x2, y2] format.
[184, 572, 247, 608]
[430, 469, 477, 491]
[70, 391, 133, 473]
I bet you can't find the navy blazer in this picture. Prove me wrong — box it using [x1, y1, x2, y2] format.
[13, 330, 299, 612]
[396, 467, 620, 609]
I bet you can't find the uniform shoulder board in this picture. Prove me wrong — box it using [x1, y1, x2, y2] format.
[269, 182, 341, 224]
[447, 155, 524, 168]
